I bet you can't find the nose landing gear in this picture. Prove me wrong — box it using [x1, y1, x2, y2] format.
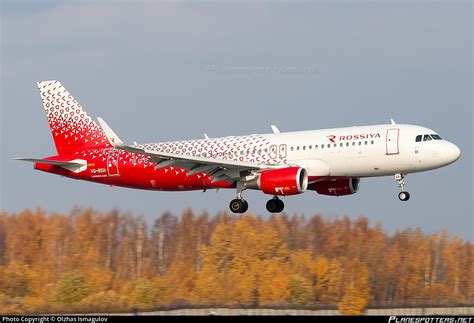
[395, 174, 410, 201]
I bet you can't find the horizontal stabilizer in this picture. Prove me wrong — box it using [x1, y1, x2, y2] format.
[15, 157, 87, 173]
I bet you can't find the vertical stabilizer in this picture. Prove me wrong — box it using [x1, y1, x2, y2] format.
[37, 80, 111, 154]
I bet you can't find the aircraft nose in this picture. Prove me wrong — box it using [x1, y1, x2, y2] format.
[444, 142, 461, 164]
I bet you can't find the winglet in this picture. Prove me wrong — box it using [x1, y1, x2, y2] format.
[270, 125, 280, 134]
[97, 117, 146, 154]
[97, 117, 125, 148]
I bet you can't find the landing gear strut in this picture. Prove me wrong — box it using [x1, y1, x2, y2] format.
[395, 174, 410, 201]
[266, 196, 284, 213]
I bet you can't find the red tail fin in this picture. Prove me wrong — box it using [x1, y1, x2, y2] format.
[38, 80, 111, 154]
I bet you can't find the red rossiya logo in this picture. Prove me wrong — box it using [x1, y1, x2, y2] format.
[327, 133, 381, 143]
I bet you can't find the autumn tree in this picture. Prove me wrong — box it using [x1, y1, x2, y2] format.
[337, 260, 371, 315]
[0, 262, 34, 298]
[53, 271, 90, 304]
[287, 275, 313, 307]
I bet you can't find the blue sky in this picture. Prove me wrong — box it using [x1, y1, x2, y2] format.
[1, 0, 472, 240]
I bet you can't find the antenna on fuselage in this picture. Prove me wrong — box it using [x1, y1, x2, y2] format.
[390, 118, 397, 125]
[271, 125, 281, 134]
[204, 134, 210, 140]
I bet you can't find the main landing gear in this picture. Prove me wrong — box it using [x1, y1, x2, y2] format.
[395, 174, 410, 201]
[229, 183, 248, 214]
[228, 183, 285, 214]
[266, 196, 284, 213]
[228, 196, 285, 214]
[229, 198, 249, 214]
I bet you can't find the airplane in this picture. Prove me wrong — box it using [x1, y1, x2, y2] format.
[16, 80, 461, 214]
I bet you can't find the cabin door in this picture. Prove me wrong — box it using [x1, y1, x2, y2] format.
[107, 150, 120, 176]
[386, 128, 400, 155]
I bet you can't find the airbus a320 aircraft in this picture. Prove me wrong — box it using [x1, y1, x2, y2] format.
[17, 81, 461, 214]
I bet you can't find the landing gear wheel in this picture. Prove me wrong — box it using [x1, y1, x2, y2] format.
[229, 199, 248, 213]
[241, 200, 249, 213]
[266, 198, 284, 213]
[398, 191, 410, 201]
[229, 199, 245, 213]
[275, 199, 284, 213]
[395, 174, 410, 202]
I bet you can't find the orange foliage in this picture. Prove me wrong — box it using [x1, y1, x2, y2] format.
[0, 209, 471, 314]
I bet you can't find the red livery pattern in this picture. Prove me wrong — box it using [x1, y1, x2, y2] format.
[39, 81, 111, 155]
[34, 149, 235, 191]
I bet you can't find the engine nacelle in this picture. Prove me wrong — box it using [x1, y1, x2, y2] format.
[245, 167, 308, 196]
[312, 178, 360, 196]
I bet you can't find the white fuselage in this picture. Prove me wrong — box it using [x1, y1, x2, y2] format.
[147, 123, 460, 181]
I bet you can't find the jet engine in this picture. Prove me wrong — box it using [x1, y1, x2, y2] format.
[244, 167, 308, 196]
[311, 178, 360, 196]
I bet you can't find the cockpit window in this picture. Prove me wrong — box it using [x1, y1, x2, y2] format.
[423, 134, 432, 141]
[415, 135, 422, 142]
[431, 134, 442, 140]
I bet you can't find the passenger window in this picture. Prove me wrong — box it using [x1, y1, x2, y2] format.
[279, 144, 287, 158]
[371, 140, 374, 145]
[340, 143, 343, 147]
[423, 134, 432, 141]
[321, 144, 325, 148]
[346, 142, 349, 147]
[303, 146, 306, 150]
[365, 141, 368, 145]
[290, 147, 294, 151]
[309, 145, 312, 149]
[315, 145, 318, 149]
[352, 142, 356, 146]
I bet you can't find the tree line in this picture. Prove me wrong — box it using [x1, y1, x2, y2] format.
[0, 208, 471, 315]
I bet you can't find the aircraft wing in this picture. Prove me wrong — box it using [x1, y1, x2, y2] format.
[97, 118, 281, 183]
